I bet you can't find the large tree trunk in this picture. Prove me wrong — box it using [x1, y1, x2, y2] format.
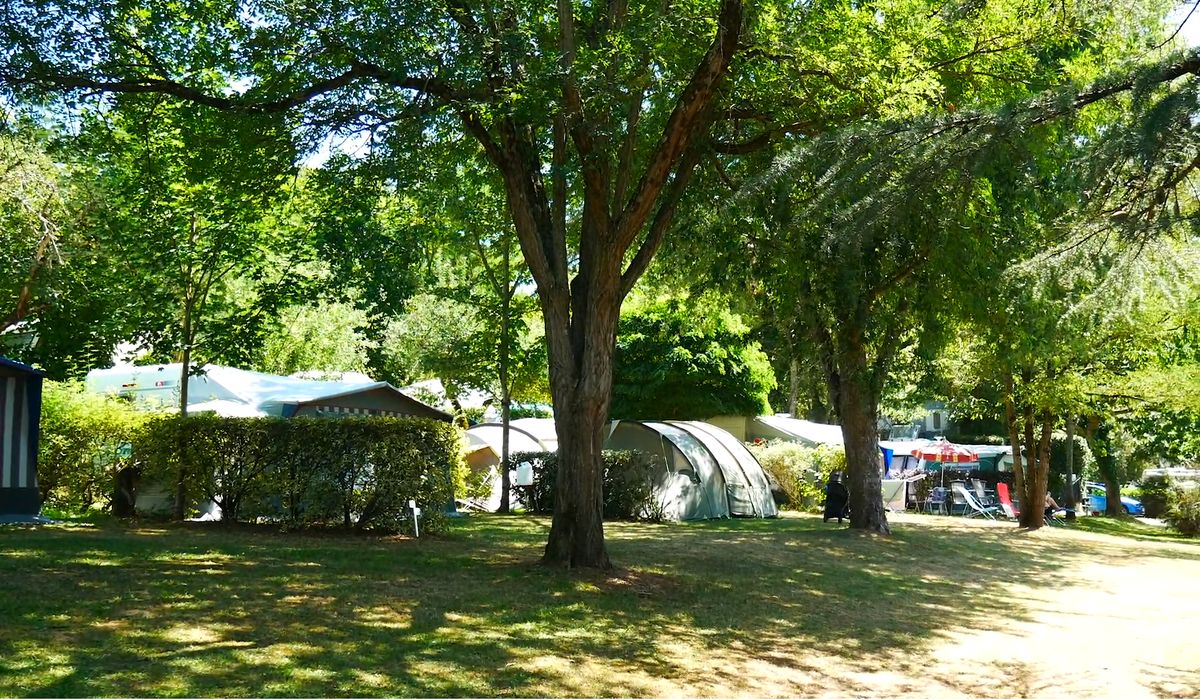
[464, 0, 743, 568]
[1018, 412, 1054, 529]
[836, 333, 889, 534]
[541, 273, 621, 568]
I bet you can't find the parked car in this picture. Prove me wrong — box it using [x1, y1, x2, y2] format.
[1084, 482, 1145, 516]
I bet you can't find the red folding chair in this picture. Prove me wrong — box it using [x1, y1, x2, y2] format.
[996, 482, 1020, 519]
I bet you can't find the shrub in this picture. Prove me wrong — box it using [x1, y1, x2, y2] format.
[134, 415, 461, 534]
[1164, 487, 1200, 537]
[748, 441, 846, 512]
[37, 381, 149, 513]
[511, 450, 665, 521]
[1136, 475, 1173, 519]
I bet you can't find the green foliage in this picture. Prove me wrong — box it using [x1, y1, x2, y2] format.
[1136, 475, 1173, 519]
[1049, 432, 1095, 497]
[257, 301, 375, 376]
[612, 298, 775, 420]
[56, 97, 298, 379]
[747, 442, 846, 512]
[0, 128, 62, 330]
[135, 416, 461, 533]
[305, 156, 426, 319]
[1164, 487, 1200, 536]
[512, 451, 665, 522]
[36, 381, 148, 512]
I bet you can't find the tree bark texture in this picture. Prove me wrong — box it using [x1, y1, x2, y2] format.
[835, 333, 890, 534]
[1017, 412, 1054, 529]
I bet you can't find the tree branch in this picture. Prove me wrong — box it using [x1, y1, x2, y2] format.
[7, 58, 475, 113]
[613, 0, 743, 252]
[620, 143, 704, 298]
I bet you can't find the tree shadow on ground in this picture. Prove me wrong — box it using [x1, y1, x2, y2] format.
[0, 512, 1195, 697]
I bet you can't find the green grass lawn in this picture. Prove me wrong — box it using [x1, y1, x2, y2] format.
[1, 513, 1197, 697]
[1070, 514, 1194, 542]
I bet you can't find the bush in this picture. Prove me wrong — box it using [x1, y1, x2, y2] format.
[37, 381, 149, 512]
[1164, 487, 1200, 536]
[134, 415, 462, 534]
[747, 442, 846, 512]
[511, 450, 665, 521]
[1137, 475, 1173, 519]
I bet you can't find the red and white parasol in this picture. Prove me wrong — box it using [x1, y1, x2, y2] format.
[914, 439, 980, 486]
[912, 439, 979, 464]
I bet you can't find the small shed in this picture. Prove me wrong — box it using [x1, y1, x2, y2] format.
[1, 356, 44, 517]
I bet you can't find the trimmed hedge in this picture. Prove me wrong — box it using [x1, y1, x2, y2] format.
[135, 415, 462, 534]
[37, 381, 148, 512]
[510, 450, 665, 521]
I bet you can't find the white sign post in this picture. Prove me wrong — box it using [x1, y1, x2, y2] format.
[409, 499, 421, 537]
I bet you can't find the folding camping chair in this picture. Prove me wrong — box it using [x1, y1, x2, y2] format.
[949, 481, 969, 515]
[923, 486, 948, 515]
[971, 479, 995, 507]
[996, 482, 1019, 519]
[1045, 508, 1069, 527]
[951, 483, 1000, 520]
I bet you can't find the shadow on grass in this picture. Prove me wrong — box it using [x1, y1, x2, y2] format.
[0, 511, 1195, 696]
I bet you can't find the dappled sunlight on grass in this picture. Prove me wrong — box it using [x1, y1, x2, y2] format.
[0, 512, 1197, 696]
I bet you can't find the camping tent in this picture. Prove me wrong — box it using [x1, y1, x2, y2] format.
[463, 418, 778, 520]
[666, 420, 777, 518]
[606, 420, 732, 520]
[748, 416, 845, 446]
[86, 364, 451, 421]
[1, 357, 44, 519]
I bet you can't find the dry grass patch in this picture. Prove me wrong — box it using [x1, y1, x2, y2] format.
[0, 511, 1197, 697]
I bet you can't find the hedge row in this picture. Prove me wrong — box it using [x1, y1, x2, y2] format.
[37, 382, 146, 512]
[134, 415, 462, 534]
[510, 450, 666, 521]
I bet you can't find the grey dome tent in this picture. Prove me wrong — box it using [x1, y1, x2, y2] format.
[668, 420, 777, 518]
[606, 420, 777, 519]
[607, 420, 731, 520]
[466, 418, 778, 520]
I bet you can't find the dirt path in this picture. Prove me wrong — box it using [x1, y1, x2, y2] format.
[626, 514, 1200, 699]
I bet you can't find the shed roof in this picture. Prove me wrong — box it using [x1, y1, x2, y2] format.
[0, 356, 45, 377]
[86, 364, 451, 420]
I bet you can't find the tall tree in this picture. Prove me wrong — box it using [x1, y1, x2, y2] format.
[0, 0, 746, 567]
[77, 97, 293, 516]
[3, 0, 1190, 554]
